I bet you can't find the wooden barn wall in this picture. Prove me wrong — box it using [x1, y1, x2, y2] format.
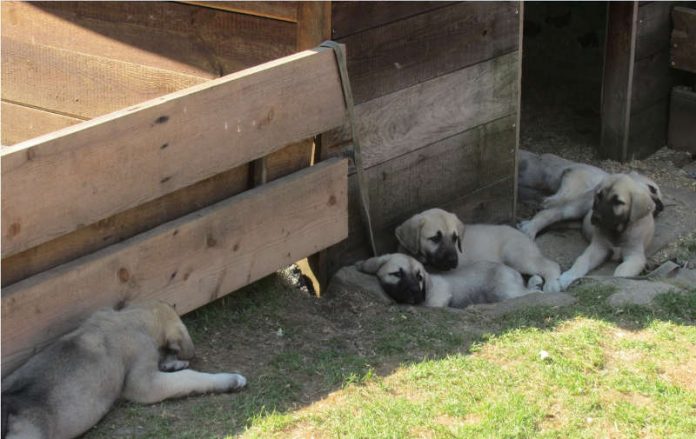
[319, 1, 522, 276]
[600, 1, 677, 161]
[1, 1, 330, 286]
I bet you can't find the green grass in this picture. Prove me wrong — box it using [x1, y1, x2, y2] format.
[242, 286, 696, 438]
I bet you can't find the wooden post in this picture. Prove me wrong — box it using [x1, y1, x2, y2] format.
[600, 1, 638, 161]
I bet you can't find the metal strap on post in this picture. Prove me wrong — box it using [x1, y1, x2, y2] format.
[320, 40, 377, 256]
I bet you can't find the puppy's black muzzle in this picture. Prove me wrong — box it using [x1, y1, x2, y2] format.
[382, 277, 425, 305]
[427, 247, 459, 271]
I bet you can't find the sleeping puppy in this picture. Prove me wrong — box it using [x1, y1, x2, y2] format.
[357, 253, 541, 308]
[517, 150, 663, 239]
[1, 301, 246, 439]
[396, 208, 562, 293]
[558, 173, 658, 289]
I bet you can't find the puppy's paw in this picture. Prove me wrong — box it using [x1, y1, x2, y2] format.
[517, 221, 537, 240]
[543, 278, 562, 293]
[558, 272, 576, 291]
[527, 275, 544, 291]
[214, 373, 247, 392]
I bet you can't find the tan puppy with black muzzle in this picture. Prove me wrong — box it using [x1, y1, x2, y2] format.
[1, 302, 246, 439]
[357, 253, 541, 308]
[517, 150, 663, 239]
[558, 173, 658, 289]
[395, 208, 562, 293]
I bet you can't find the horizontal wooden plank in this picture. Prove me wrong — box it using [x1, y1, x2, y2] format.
[340, 2, 519, 104]
[1, 48, 345, 258]
[671, 6, 696, 74]
[324, 51, 519, 169]
[1, 1, 296, 78]
[1, 101, 84, 146]
[331, 1, 454, 39]
[1, 158, 348, 375]
[181, 1, 299, 22]
[2, 37, 207, 119]
[1, 139, 313, 287]
[636, 1, 672, 60]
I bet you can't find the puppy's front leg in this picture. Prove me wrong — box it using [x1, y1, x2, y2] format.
[123, 369, 247, 404]
[614, 247, 646, 277]
[559, 241, 609, 290]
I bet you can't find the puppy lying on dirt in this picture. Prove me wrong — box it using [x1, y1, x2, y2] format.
[396, 208, 562, 292]
[357, 253, 542, 308]
[558, 173, 661, 289]
[1, 301, 246, 439]
[517, 150, 663, 239]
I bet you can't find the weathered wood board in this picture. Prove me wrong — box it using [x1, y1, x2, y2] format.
[338, 2, 519, 104]
[1, 1, 296, 79]
[671, 6, 696, 74]
[324, 51, 518, 169]
[1, 37, 207, 119]
[1, 158, 348, 375]
[1, 48, 344, 258]
[1, 102, 84, 146]
[181, 1, 299, 22]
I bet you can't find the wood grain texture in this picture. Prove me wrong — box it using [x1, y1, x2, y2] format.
[296, 1, 332, 50]
[1, 1, 296, 78]
[636, 1, 673, 60]
[331, 1, 453, 39]
[671, 6, 696, 74]
[631, 49, 674, 114]
[1, 158, 348, 375]
[1, 101, 84, 146]
[2, 37, 207, 119]
[339, 2, 520, 104]
[324, 51, 519, 169]
[1, 48, 345, 258]
[180, 1, 299, 22]
[1, 139, 313, 287]
[600, 1, 638, 161]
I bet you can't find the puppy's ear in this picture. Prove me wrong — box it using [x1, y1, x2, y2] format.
[455, 217, 465, 253]
[629, 186, 654, 222]
[357, 255, 392, 274]
[167, 324, 195, 360]
[395, 214, 424, 256]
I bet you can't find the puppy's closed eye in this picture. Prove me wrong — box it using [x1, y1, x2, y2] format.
[389, 270, 402, 279]
[428, 231, 442, 244]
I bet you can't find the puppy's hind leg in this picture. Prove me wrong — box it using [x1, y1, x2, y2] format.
[518, 194, 592, 239]
[123, 368, 247, 404]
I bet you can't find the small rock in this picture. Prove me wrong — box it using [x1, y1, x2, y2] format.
[539, 350, 550, 361]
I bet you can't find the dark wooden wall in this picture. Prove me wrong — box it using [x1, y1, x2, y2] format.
[600, 1, 676, 161]
[318, 2, 522, 276]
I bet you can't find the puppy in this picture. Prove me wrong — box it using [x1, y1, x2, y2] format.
[357, 253, 541, 308]
[396, 208, 562, 293]
[1, 302, 246, 439]
[558, 173, 658, 289]
[517, 150, 663, 239]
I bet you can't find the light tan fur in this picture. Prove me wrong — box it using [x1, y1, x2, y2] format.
[559, 174, 658, 289]
[396, 208, 562, 293]
[517, 150, 663, 239]
[358, 253, 541, 308]
[1, 302, 246, 439]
